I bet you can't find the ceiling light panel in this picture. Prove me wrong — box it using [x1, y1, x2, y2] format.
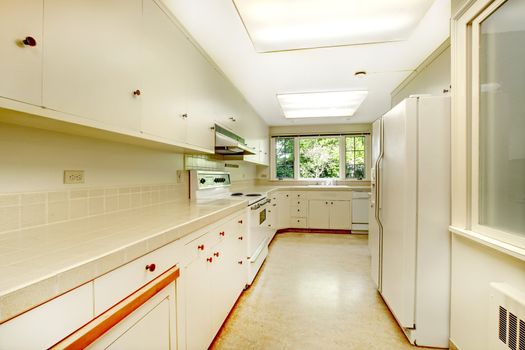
[233, 0, 434, 52]
[278, 91, 368, 118]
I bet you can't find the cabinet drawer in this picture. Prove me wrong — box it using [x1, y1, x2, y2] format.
[94, 241, 182, 315]
[0, 283, 93, 350]
[306, 191, 353, 201]
[290, 217, 307, 228]
[184, 231, 219, 263]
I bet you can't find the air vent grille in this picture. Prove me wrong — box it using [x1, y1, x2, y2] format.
[491, 283, 525, 350]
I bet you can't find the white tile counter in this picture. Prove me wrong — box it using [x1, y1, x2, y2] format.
[0, 198, 246, 323]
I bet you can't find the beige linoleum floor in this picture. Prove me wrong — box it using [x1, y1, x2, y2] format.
[210, 233, 434, 350]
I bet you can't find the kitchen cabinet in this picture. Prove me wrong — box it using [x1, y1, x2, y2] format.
[290, 192, 307, 228]
[183, 214, 247, 350]
[88, 282, 176, 350]
[43, 0, 143, 132]
[0, 0, 43, 105]
[307, 199, 351, 230]
[308, 200, 330, 228]
[276, 192, 291, 229]
[140, 0, 190, 145]
[0, 283, 94, 350]
[329, 200, 352, 230]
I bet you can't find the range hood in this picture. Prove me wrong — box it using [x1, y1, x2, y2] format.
[215, 124, 255, 155]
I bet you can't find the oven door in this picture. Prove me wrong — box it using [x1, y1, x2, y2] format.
[248, 202, 270, 259]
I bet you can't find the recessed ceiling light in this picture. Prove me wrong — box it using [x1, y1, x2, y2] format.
[233, 0, 434, 52]
[277, 91, 368, 119]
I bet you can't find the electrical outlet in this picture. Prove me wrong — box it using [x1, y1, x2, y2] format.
[64, 170, 85, 184]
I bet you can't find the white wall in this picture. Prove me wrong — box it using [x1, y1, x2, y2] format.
[391, 41, 451, 106]
[0, 122, 185, 193]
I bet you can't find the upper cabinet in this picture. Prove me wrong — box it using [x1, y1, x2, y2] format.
[0, 0, 268, 157]
[0, 0, 43, 105]
[43, 0, 143, 132]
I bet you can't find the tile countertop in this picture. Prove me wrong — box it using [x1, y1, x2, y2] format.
[0, 185, 370, 323]
[0, 198, 247, 323]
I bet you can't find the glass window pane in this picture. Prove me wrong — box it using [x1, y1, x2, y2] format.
[345, 136, 366, 179]
[479, 0, 525, 236]
[299, 137, 340, 178]
[275, 137, 294, 179]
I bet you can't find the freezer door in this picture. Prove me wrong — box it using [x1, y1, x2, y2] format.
[379, 98, 417, 329]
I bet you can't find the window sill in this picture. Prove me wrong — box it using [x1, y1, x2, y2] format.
[449, 226, 525, 262]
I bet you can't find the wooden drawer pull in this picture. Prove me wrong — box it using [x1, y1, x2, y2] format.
[198, 244, 204, 251]
[50, 266, 179, 350]
[145, 263, 156, 272]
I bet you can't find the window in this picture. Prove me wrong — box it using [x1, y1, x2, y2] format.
[272, 134, 370, 180]
[275, 137, 295, 179]
[299, 137, 340, 179]
[345, 135, 366, 179]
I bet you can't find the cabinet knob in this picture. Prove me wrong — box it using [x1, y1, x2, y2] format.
[229, 117, 236, 122]
[145, 263, 156, 272]
[326, 201, 328, 204]
[238, 219, 243, 224]
[238, 236, 243, 240]
[214, 252, 220, 257]
[207, 257, 213, 263]
[182, 113, 188, 119]
[133, 89, 141, 96]
[22, 36, 37, 47]
[219, 231, 225, 236]
[331, 202, 334, 205]
[238, 261, 243, 265]
[198, 244, 205, 251]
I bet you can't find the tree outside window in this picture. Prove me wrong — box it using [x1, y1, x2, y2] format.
[346, 136, 366, 179]
[299, 137, 340, 178]
[275, 137, 294, 179]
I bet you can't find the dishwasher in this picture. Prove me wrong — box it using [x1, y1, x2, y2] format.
[352, 192, 369, 232]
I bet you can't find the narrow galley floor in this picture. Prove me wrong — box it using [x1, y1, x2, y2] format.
[210, 233, 433, 350]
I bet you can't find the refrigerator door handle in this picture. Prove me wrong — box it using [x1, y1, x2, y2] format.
[374, 117, 385, 292]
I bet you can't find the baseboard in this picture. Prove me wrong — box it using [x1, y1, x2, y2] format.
[276, 228, 352, 234]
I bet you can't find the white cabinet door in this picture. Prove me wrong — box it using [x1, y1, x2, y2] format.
[277, 192, 291, 229]
[43, 0, 142, 131]
[330, 200, 352, 230]
[185, 49, 217, 151]
[184, 255, 213, 350]
[308, 200, 330, 229]
[88, 283, 176, 350]
[0, 0, 42, 105]
[140, 0, 189, 143]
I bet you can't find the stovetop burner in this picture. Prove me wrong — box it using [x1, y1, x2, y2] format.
[231, 193, 244, 196]
[245, 193, 262, 197]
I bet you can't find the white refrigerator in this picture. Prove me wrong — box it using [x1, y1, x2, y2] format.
[369, 96, 451, 348]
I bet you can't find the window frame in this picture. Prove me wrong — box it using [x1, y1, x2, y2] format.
[452, 0, 525, 250]
[271, 134, 371, 181]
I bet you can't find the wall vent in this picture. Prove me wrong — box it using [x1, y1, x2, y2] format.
[490, 283, 525, 350]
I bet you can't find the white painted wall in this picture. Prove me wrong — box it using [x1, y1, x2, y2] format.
[0, 122, 185, 193]
[450, 235, 525, 350]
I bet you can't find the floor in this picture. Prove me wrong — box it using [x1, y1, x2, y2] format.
[210, 233, 433, 350]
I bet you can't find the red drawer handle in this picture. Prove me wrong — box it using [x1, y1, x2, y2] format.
[219, 231, 225, 236]
[207, 257, 213, 263]
[214, 252, 220, 257]
[198, 244, 204, 251]
[145, 263, 156, 272]
[238, 236, 243, 240]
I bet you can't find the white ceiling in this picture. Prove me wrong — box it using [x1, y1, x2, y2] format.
[163, 0, 450, 126]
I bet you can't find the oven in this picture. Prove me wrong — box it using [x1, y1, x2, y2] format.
[246, 197, 271, 285]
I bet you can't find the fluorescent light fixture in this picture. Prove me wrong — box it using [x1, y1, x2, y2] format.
[233, 0, 434, 52]
[277, 91, 368, 119]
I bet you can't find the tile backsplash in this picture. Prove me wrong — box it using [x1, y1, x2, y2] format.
[0, 183, 186, 234]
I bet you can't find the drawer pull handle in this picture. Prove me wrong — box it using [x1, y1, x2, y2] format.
[207, 257, 213, 263]
[198, 244, 205, 251]
[238, 220, 243, 224]
[238, 261, 243, 265]
[22, 36, 37, 47]
[145, 263, 156, 272]
[219, 231, 225, 236]
[238, 236, 243, 240]
[213, 252, 220, 257]
[133, 89, 141, 96]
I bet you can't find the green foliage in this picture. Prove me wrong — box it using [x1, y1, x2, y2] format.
[299, 137, 340, 178]
[275, 137, 294, 179]
[345, 136, 366, 179]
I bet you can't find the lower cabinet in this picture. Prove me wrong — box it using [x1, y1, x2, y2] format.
[308, 200, 352, 230]
[184, 215, 246, 350]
